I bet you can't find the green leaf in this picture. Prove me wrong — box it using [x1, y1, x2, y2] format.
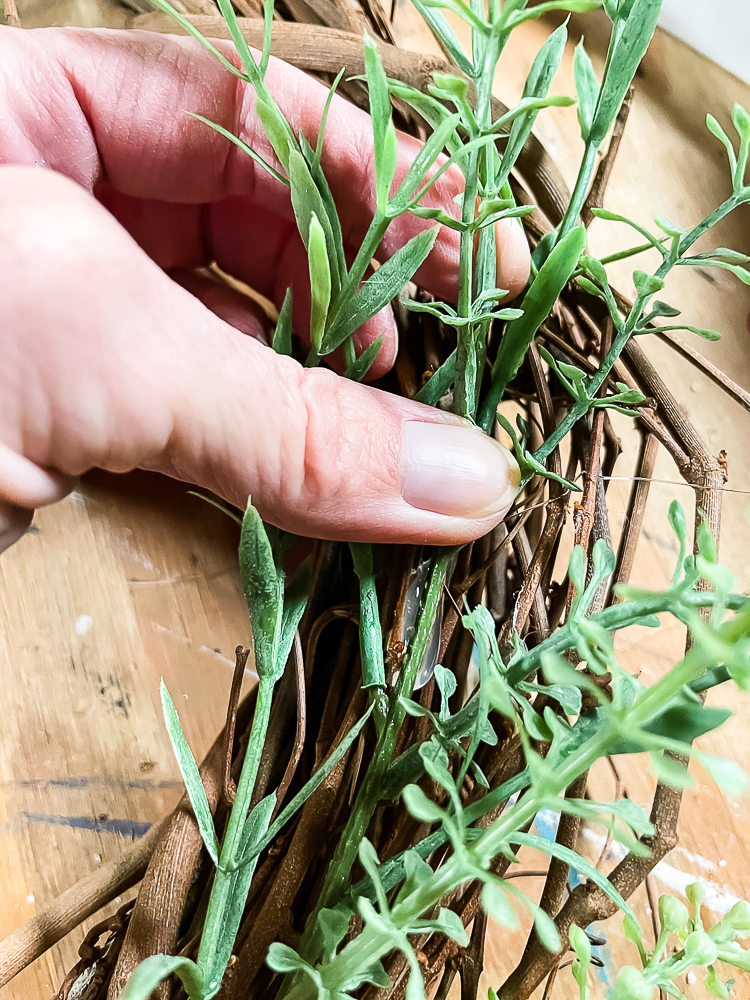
[645, 703, 731, 743]
[648, 300, 681, 319]
[507, 0, 602, 28]
[510, 832, 639, 924]
[359, 838, 389, 911]
[573, 39, 599, 139]
[160, 681, 219, 866]
[705, 966, 732, 1000]
[364, 34, 399, 212]
[272, 287, 294, 356]
[414, 350, 456, 405]
[150, 0, 250, 82]
[215, 0, 259, 82]
[189, 114, 288, 186]
[402, 783, 446, 824]
[633, 270, 665, 298]
[680, 257, 750, 285]
[317, 906, 351, 963]
[387, 79, 463, 154]
[238, 703, 376, 871]
[482, 881, 518, 928]
[649, 751, 696, 789]
[658, 894, 690, 934]
[534, 907, 562, 952]
[278, 555, 310, 671]
[609, 966, 653, 1000]
[491, 95, 577, 135]
[389, 113, 461, 214]
[589, 0, 661, 145]
[498, 23, 569, 189]
[343, 334, 385, 382]
[266, 942, 312, 975]
[410, 0, 474, 75]
[429, 907, 470, 945]
[434, 664, 457, 721]
[480, 225, 587, 430]
[692, 247, 750, 264]
[350, 543, 386, 689]
[202, 793, 276, 992]
[569, 923, 592, 968]
[239, 501, 284, 681]
[698, 753, 749, 795]
[308, 212, 331, 353]
[288, 150, 342, 294]
[707, 113, 738, 177]
[733, 103, 750, 185]
[421, 0, 487, 33]
[121, 955, 205, 1000]
[325, 226, 439, 350]
[315, 67, 345, 168]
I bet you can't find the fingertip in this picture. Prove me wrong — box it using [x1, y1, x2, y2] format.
[495, 217, 531, 301]
[0, 441, 78, 508]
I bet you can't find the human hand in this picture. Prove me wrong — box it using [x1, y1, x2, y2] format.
[0, 26, 528, 552]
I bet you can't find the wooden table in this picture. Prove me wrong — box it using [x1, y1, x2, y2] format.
[2, 5, 750, 998]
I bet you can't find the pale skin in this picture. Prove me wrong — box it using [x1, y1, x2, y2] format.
[0, 27, 530, 552]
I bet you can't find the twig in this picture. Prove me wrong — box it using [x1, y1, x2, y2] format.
[582, 86, 635, 227]
[3, 0, 19, 26]
[459, 909, 488, 1000]
[0, 826, 160, 990]
[655, 330, 750, 415]
[273, 633, 307, 818]
[224, 645, 252, 807]
[612, 432, 659, 594]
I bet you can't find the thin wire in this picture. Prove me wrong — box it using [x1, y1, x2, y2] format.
[601, 475, 749, 495]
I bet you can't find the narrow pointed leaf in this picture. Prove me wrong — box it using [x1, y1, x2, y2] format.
[510, 832, 638, 923]
[272, 287, 293, 355]
[573, 39, 599, 139]
[121, 955, 205, 1000]
[410, 0, 474, 75]
[324, 227, 439, 350]
[239, 501, 284, 681]
[308, 212, 331, 352]
[480, 225, 587, 430]
[160, 681, 219, 865]
[189, 114, 288, 186]
[237, 703, 376, 869]
[350, 543, 386, 689]
[344, 334, 385, 382]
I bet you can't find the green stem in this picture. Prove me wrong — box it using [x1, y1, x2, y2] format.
[197, 676, 275, 980]
[290, 552, 452, 971]
[505, 590, 748, 686]
[285, 617, 739, 1000]
[557, 141, 600, 244]
[535, 192, 743, 464]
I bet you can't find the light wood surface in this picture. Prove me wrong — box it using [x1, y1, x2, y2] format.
[2, 5, 750, 998]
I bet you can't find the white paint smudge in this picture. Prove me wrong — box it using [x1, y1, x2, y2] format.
[75, 615, 93, 635]
[582, 829, 743, 915]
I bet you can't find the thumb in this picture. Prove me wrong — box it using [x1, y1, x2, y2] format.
[161, 329, 521, 544]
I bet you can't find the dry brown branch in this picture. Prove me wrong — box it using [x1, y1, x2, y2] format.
[3, 0, 20, 26]
[0, 825, 160, 990]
